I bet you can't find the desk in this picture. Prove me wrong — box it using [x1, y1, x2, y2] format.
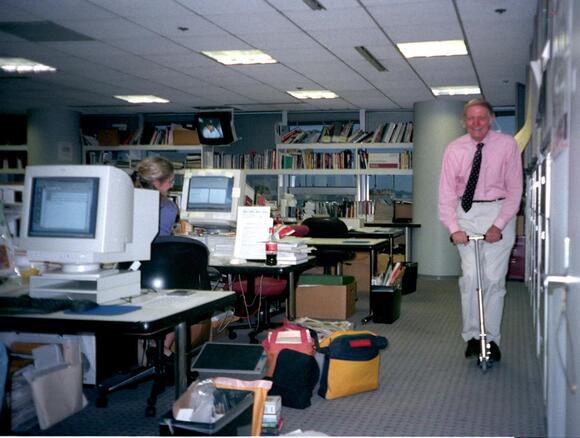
[348, 227, 405, 260]
[364, 222, 421, 261]
[210, 257, 317, 321]
[298, 237, 392, 296]
[0, 290, 235, 400]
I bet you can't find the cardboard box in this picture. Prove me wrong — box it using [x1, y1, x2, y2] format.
[172, 127, 200, 145]
[344, 251, 370, 294]
[296, 275, 357, 320]
[97, 128, 120, 146]
[393, 201, 412, 223]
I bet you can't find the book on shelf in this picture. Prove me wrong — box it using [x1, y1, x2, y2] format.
[403, 121, 414, 143]
[381, 123, 397, 143]
[347, 129, 365, 142]
[319, 125, 334, 143]
[367, 152, 400, 169]
[371, 123, 386, 143]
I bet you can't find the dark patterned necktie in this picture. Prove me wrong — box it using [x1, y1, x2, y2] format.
[461, 142, 484, 212]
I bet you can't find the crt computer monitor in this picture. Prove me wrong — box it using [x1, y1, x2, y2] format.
[19, 165, 159, 274]
[194, 109, 238, 146]
[179, 168, 253, 230]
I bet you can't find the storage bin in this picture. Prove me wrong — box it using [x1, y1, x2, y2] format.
[159, 389, 253, 436]
[402, 262, 418, 295]
[370, 285, 401, 323]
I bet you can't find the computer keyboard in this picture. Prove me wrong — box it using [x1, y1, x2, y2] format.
[0, 295, 75, 315]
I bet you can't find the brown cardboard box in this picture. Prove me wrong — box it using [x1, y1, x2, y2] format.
[296, 275, 357, 320]
[97, 128, 120, 146]
[172, 127, 200, 145]
[344, 251, 370, 294]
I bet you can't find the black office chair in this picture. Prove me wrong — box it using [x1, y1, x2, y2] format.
[301, 217, 356, 275]
[140, 236, 211, 291]
[97, 236, 212, 417]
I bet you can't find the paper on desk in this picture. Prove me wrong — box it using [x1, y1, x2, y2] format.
[233, 206, 272, 260]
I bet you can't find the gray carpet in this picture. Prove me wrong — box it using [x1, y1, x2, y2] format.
[26, 277, 546, 436]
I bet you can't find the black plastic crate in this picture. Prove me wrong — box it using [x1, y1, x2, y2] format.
[159, 389, 253, 436]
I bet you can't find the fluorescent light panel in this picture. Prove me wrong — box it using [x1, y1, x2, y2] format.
[202, 50, 277, 65]
[287, 90, 338, 99]
[114, 95, 169, 104]
[0, 57, 56, 73]
[397, 40, 467, 58]
[431, 86, 481, 96]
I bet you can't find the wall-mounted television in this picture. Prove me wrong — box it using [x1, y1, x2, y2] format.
[194, 109, 238, 146]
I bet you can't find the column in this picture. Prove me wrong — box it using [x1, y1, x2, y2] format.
[27, 108, 82, 165]
[412, 100, 465, 276]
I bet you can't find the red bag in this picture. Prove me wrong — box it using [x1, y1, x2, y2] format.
[262, 320, 316, 377]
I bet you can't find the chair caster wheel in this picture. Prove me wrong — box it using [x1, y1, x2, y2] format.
[228, 330, 237, 340]
[145, 405, 156, 417]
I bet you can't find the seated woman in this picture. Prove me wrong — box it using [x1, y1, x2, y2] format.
[132, 156, 178, 358]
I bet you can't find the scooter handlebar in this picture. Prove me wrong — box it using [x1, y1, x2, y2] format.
[449, 233, 503, 244]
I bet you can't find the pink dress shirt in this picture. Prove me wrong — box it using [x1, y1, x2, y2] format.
[438, 130, 523, 234]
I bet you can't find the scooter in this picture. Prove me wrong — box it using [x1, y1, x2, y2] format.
[469, 234, 491, 372]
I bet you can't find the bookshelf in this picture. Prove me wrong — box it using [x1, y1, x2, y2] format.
[0, 145, 28, 182]
[274, 141, 413, 219]
[82, 144, 206, 172]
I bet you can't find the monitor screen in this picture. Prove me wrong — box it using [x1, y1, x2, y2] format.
[186, 176, 233, 213]
[28, 177, 99, 238]
[19, 165, 159, 272]
[194, 110, 237, 146]
[179, 169, 252, 230]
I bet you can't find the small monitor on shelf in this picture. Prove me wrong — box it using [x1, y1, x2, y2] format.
[18, 165, 159, 302]
[179, 168, 253, 231]
[194, 109, 238, 146]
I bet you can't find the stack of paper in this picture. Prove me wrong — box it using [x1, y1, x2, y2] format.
[276, 240, 313, 265]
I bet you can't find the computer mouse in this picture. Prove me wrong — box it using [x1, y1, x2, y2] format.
[69, 300, 99, 313]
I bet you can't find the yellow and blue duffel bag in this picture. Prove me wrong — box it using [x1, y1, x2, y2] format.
[317, 330, 388, 400]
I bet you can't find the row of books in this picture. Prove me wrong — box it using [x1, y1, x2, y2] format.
[211, 149, 277, 170]
[281, 121, 355, 144]
[280, 121, 413, 145]
[85, 150, 202, 169]
[279, 149, 355, 170]
[82, 123, 199, 147]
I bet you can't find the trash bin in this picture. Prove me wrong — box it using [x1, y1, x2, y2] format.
[402, 262, 418, 295]
[159, 389, 254, 436]
[369, 285, 401, 323]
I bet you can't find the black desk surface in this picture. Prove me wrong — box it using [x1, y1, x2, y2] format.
[364, 221, 422, 228]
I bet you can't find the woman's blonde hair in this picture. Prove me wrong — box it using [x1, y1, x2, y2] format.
[133, 156, 174, 190]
